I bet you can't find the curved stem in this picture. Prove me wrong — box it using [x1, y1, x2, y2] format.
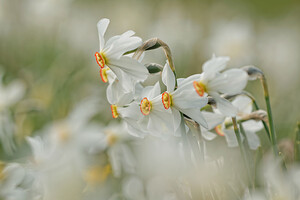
[242, 91, 271, 140]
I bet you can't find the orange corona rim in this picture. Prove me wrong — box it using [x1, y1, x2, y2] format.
[193, 81, 206, 97]
[95, 52, 106, 68]
[215, 124, 225, 136]
[110, 105, 119, 118]
[100, 68, 109, 83]
[162, 92, 171, 109]
[140, 97, 152, 115]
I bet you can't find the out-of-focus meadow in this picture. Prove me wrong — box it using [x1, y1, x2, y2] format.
[1, 1, 300, 199]
[1, 0, 300, 165]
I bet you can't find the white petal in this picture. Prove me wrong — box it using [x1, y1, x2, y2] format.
[173, 89, 208, 110]
[202, 55, 230, 80]
[97, 18, 110, 50]
[162, 61, 175, 92]
[0, 80, 25, 107]
[245, 131, 260, 150]
[117, 92, 134, 106]
[108, 147, 121, 177]
[181, 108, 208, 129]
[223, 129, 239, 147]
[242, 120, 264, 132]
[106, 82, 118, 104]
[125, 121, 147, 138]
[146, 82, 161, 100]
[200, 127, 217, 141]
[232, 95, 253, 114]
[109, 56, 149, 82]
[211, 92, 237, 117]
[106, 36, 142, 60]
[209, 69, 248, 95]
[177, 74, 202, 88]
[202, 111, 225, 130]
[171, 108, 182, 133]
[118, 102, 142, 120]
[105, 30, 135, 49]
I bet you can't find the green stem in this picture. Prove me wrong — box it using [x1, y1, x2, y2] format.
[243, 91, 271, 140]
[239, 122, 255, 189]
[260, 76, 278, 157]
[294, 122, 300, 162]
[232, 117, 252, 185]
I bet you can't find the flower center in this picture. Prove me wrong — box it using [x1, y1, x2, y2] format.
[193, 81, 207, 97]
[215, 124, 225, 136]
[110, 105, 119, 118]
[95, 52, 107, 68]
[162, 92, 173, 109]
[140, 97, 152, 115]
[100, 68, 109, 83]
[84, 164, 111, 185]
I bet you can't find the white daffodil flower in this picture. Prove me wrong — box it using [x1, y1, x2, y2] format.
[210, 95, 263, 150]
[186, 55, 248, 116]
[161, 61, 208, 132]
[109, 93, 148, 138]
[95, 18, 149, 92]
[138, 82, 175, 137]
[102, 123, 137, 178]
[0, 163, 38, 200]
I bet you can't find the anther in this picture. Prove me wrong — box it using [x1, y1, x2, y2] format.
[140, 97, 152, 115]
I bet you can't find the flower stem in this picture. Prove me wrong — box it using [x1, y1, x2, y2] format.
[294, 122, 300, 162]
[242, 91, 271, 140]
[232, 117, 252, 186]
[260, 76, 278, 157]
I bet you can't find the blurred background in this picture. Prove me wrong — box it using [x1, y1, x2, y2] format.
[1, 0, 300, 159]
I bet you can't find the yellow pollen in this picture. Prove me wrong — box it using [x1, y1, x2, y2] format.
[162, 92, 172, 109]
[84, 164, 112, 185]
[107, 133, 118, 146]
[111, 105, 119, 118]
[140, 97, 152, 115]
[100, 68, 109, 83]
[57, 125, 70, 142]
[95, 52, 108, 68]
[215, 124, 225, 136]
[193, 81, 207, 97]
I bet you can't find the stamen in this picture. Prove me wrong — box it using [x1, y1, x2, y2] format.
[100, 68, 109, 83]
[193, 81, 207, 97]
[110, 105, 119, 118]
[162, 92, 172, 109]
[140, 97, 152, 115]
[215, 124, 225, 136]
[95, 52, 106, 68]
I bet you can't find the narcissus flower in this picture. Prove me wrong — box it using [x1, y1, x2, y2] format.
[161, 61, 208, 132]
[191, 55, 248, 116]
[95, 18, 149, 92]
[203, 95, 263, 150]
[137, 82, 175, 137]
[109, 93, 148, 138]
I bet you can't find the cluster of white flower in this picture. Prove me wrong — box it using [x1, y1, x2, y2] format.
[95, 18, 263, 148]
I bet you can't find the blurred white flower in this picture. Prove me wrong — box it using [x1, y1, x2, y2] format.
[0, 73, 25, 154]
